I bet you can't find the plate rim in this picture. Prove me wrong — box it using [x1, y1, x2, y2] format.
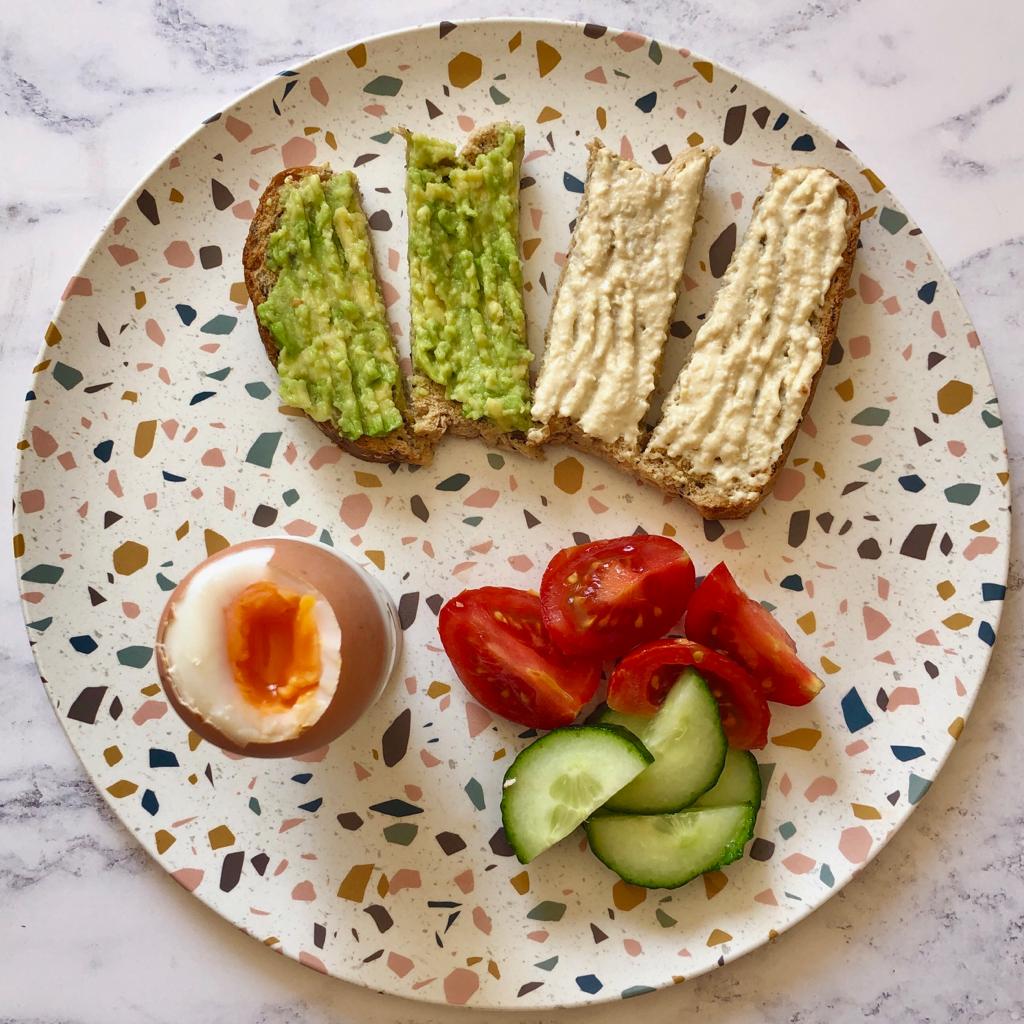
[13, 15, 1012, 1008]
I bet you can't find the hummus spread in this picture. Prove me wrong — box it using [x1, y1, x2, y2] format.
[647, 167, 849, 499]
[530, 144, 712, 447]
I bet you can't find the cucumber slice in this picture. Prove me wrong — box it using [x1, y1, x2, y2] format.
[596, 670, 727, 813]
[501, 725, 653, 864]
[586, 804, 755, 889]
[694, 748, 762, 809]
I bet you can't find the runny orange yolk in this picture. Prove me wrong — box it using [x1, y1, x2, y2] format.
[226, 581, 323, 711]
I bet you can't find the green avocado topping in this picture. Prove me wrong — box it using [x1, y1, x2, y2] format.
[405, 126, 533, 433]
[256, 171, 403, 440]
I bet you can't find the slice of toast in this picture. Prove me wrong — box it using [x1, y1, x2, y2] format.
[242, 166, 438, 465]
[529, 140, 715, 468]
[399, 123, 538, 457]
[640, 167, 861, 519]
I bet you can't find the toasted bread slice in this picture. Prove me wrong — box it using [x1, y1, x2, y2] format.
[640, 167, 861, 519]
[243, 166, 438, 465]
[529, 140, 715, 467]
[399, 123, 538, 458]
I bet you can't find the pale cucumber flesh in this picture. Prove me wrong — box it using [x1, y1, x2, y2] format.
[586, 804, 755, 889]
[597, 669, 727, 813]
[694, 748, 762, 809]
[500, 725, 653, 864]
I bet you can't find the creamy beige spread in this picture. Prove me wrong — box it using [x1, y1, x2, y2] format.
[646, 167, 849, 499]
[530, 144, 712, 447]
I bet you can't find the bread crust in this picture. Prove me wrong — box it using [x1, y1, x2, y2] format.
[398, 122, 540, 458]
[640, 170, 862, 519]
[242, 165, 439, 465]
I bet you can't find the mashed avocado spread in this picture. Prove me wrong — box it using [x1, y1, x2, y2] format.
[257, 171, 403, 440]
[405, 126, 533, 432]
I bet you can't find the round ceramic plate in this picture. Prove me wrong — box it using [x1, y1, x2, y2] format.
[15, 18, 1010, 1009]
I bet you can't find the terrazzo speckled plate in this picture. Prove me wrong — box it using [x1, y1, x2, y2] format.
[14, 18, 1010, 1009]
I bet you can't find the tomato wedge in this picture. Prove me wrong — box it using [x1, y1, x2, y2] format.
[606, 638, 769, 750]
[540, 535, 696, 659]
[686, 562, 823, 706]
[438, 587, 602, 730]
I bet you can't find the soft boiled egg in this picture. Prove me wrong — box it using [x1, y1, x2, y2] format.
[156, 538, 400, 757]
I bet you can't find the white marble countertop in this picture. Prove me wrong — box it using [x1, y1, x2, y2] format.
[2, 1, 1021, 1021]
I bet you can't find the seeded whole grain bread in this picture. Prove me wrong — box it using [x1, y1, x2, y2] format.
[399, 122, 539, 458]
[530, 139, 715, 473]
[639, 170, 862, 519]
[242, 165, 439, 465]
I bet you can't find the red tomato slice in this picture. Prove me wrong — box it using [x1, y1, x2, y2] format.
[540, 535, 696, 659]
[607, 638, 769, 750]
[686, 562, 823, 707]
[438, 587, 602, 730]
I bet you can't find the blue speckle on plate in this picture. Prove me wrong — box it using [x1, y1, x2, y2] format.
[369, 799, 422, 817]
[465, 777, 486, 811]
[891, 745, 925, 762]
[634, 91, 657, 113]
[908, 773, 931, 804]
[149, 748, 179, 768]
[841, 688, 874, 733]
[563, 172, 584, 193]
[117, 645, 153, 668]
[622, 986, 657, 999]
[199, 314, 237, 335]
[52, 362, 84, 390]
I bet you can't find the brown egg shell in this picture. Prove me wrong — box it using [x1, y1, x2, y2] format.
[155, 537, 399, 759]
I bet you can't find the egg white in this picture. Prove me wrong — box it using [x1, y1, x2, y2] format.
[161, 545, 342, 745]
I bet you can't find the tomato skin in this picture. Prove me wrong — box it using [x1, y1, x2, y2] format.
[540, 535, 696, 659]
[686, 563, 823, 707]
[438, 587, 602, 730]
[607, 638, 769, 750]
